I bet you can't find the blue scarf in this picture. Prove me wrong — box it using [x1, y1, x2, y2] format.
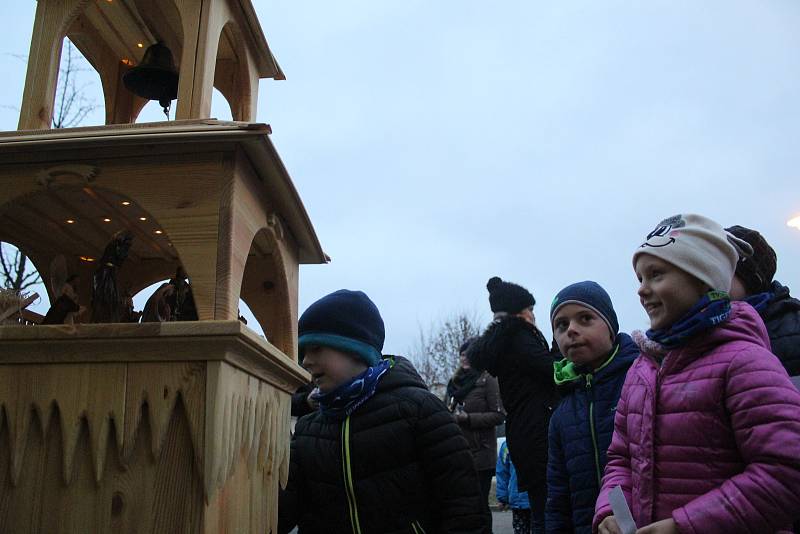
[744, 291, 773, 313]
[310, 358, 393, 420]
[646, 291, 731, 349]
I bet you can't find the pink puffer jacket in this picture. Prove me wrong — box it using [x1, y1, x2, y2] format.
[593, 302, 800, 533]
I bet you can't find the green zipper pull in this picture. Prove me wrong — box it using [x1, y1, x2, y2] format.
[586, 374, 603, 487]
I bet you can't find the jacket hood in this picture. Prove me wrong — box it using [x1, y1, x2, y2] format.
[764, 281, 800, 320]
[553, 332, 639, 390]
[698, 301, 770, 350]
[376, 355, 429, 393]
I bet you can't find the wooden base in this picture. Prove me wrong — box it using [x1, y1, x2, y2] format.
[0, 321, 308, 533]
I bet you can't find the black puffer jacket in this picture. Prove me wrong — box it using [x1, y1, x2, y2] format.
[278, 356, 485, 534]
[761, 281, 800, 377]
[467, 317, 558, 492]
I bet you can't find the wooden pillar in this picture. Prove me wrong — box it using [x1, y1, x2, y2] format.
[175, 0, 231, 121]
[16, 1, 79, 130]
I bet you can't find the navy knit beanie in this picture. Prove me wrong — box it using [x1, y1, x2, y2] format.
[487, 277, 535, 314]
[298, 289, 385, 366]
[550, 281, 619, 338]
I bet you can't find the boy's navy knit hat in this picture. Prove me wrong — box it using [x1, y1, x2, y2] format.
[487, 276, 535, 314]
[550, 281, 619, 339]
[298, 289, 385, 366]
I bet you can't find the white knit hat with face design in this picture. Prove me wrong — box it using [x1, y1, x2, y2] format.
[632, 214, 753, 293]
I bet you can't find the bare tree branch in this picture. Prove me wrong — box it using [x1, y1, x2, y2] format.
[0, 242, 42, 291]
[408, 310, 483, 395]
[52, 39, 98, 129]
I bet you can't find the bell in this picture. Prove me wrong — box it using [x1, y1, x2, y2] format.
[123, 42, 179, 118]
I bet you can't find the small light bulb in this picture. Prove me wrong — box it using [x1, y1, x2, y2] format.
[121, 201, 131, 206]
[66, 219, 75, 224]
[155, 230, 163, 235]
[139, 216, 147, 221]
[103, 218, 112, 223]
[137, 43, 144, 48]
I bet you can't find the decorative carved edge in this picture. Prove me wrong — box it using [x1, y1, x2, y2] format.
[0, 360, 292, 514]
[36, 164, 98, 188]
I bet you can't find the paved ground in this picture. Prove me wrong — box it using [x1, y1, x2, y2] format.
[491, 509, 514, 533]
[289, 510, 516, 533]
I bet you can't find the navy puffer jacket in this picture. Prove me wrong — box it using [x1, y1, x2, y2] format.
[545, 333, 638, 534]
[760, 281, 800, 377]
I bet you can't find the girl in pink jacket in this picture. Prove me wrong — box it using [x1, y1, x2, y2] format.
[595, 214, 800, 534]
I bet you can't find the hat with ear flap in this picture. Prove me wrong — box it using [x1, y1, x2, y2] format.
[632, 213, 753, 293]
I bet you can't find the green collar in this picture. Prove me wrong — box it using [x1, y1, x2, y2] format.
[553, 344, 620, 385]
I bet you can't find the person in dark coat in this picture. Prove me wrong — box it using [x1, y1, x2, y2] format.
[447, 339, 505, 534]
[278, 289, 484, 534]
[727, 225, 800, 376]
[467, 277, 558, 534]
[545, 281, 638, 534]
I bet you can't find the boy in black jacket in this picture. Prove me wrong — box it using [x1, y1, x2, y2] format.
[278, 289, 484, 534]
[467, 277, 558, 534]
[727, 225, 800, 376]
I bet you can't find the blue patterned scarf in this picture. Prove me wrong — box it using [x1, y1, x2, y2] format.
[646, 291, 732, 349]
[744, 291, 773, 313]
[311, 357, 393, 420]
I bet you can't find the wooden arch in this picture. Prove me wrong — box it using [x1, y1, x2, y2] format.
[0, 183, 184, 316]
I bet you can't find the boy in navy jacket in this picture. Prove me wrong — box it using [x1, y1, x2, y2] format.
[545, 282, 638, 533]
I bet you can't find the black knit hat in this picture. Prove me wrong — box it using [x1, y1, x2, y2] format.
[298, 289, 385, 366]
[487, 276, 535, 314]
[725, 225, 777, 295]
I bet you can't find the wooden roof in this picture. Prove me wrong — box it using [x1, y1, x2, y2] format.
[0, 120, 326, 265]
[69, 0, 284, 80]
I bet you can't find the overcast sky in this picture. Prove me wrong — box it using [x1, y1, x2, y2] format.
[2, 1, 799, 354]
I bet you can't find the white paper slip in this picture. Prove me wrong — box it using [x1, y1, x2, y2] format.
[609, 485, 637, 534]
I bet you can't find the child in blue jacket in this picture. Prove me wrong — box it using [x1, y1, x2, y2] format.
[496, 440, 531, 534]
[545, 281, 638, 533]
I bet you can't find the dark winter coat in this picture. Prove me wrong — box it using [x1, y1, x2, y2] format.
[467, 317, 558, 492]
[545, 333, 639, 534]
[278, 356, 485, 534]
[447, 371, 505, 471]
[761, 281, 800, 377]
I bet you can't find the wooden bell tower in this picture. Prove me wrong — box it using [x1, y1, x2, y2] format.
[0, 1, 324, 532]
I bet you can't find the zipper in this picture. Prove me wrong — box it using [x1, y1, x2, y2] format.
[650, 362, 664, 525]
[341, 416, 362, 534]
[586, 374, 602, 487]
